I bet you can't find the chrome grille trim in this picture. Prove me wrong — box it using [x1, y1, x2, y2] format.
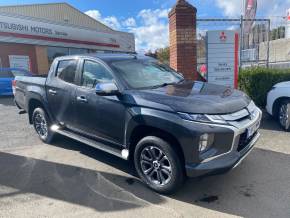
[221, 109, 249, 121]
[220, 101, 256, 122]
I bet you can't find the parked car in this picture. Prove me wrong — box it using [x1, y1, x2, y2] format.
[266, 81, 290, 131]
[13, 54, 262, 194]
[0, 68, 31, 96]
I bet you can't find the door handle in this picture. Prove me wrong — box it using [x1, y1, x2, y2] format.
[48, 89, 57, 95]
[76, 96, 88, 103]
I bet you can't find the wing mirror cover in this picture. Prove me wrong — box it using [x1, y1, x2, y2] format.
[95, 82, 119, 96]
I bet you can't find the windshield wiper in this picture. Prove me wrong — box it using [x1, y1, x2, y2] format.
[151, 82, 178, 89]
[161, 79, 185, 87]
[160, 82, 178, 87]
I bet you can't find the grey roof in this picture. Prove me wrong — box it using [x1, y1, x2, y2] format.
[0, 2, 114, 32]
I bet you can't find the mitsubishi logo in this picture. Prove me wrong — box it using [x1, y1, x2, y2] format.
[249, 110, 256, 120]
[220, 32, 227, 42]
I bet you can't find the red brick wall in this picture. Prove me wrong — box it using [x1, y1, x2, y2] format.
[0, 42, 38, 74]
[169, 0, 197, 80]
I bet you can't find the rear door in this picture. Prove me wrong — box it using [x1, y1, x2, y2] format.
[46, 59, 79, 128]
[0, 70, 13, 96]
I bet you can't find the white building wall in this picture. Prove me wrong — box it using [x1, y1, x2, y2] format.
[259, 38, 290, 63]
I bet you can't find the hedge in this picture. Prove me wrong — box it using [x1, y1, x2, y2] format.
[238, 68, 290, 107]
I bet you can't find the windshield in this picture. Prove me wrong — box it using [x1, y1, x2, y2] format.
[110, 59, 184, 89]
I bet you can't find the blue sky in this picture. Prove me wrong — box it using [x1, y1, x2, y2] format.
[0, 0, 289, 51]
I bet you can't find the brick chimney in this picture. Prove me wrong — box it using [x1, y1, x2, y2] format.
[169, 0, 197, 80]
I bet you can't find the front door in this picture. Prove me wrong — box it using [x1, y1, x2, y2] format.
[46, 59, 79, 128]
[74, 60, 126, 146]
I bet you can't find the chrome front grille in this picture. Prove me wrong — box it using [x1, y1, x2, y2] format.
[220, 109, 250, 122]
[220, 101, 258, 123]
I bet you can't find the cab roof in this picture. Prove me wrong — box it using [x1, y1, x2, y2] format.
[58, 53, 155, 63]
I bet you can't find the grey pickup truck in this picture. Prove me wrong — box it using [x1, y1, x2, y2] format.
[14, 53, 262, 194]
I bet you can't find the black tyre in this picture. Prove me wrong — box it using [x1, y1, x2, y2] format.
[134, 136, 185, 194]
[278, 100, 290, 131]
[32, 107, 55, 143]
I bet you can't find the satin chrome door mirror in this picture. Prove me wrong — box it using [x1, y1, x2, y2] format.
[95, 82, 119, 96]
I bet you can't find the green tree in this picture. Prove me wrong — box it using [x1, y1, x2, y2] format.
[156, 47, 170, 64]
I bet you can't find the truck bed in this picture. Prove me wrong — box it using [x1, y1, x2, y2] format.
[14, 76, 47, 110]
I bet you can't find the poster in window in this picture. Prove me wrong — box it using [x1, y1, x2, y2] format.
[9, 55, 31, 72]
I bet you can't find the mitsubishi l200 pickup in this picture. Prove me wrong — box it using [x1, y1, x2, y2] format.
[14, 54, 262, 194]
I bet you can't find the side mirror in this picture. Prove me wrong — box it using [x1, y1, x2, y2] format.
[95, 82, 119, 96]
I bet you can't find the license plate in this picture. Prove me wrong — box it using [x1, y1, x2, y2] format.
[247, 120, 260, 138]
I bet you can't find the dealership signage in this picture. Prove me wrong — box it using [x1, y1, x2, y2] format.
[0, 21, 63, 36]
[206, 30, 239, 88]
[9, 55, 31, 71]
[0, 13, 135, 52]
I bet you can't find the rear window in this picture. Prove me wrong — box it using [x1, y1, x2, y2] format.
[0, 71, 14, 78]
[56, 60, 78, 84]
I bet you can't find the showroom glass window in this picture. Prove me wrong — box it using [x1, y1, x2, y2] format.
[69, 48, 88, 55]
[57, 60, 78, 84]
[81, 60, 114, 88]
[47, 47, 69, 65]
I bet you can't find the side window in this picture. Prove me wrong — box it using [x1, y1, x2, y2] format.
[57, 60, 78, 84]
[81, 60, 114, 88]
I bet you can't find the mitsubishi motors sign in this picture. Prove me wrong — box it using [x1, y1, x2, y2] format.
[0, 12, 135, 52]
[206, 30, 240, 88]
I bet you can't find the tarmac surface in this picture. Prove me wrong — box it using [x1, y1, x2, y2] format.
[0, 96, 289, 218]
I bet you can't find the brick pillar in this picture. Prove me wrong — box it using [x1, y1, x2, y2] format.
[169, 0, 197, 80]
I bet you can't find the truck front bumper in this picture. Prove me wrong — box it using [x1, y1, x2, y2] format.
[184, 106, 262, 178]
[185, 132, 260, 177]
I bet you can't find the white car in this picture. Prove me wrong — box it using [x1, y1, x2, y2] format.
[266, 81, 290, 131]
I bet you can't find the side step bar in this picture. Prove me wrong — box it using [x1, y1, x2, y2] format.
[53, 127, 129, 160]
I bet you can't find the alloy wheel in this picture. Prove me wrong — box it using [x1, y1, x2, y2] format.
[279, 104, 289, 129]
[34, 112, 48, 138]
[140, 146, 172, 186]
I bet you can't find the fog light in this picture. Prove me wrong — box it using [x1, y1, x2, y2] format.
[199, 133, 214, 152]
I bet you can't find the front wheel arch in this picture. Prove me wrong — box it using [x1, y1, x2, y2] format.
[272, 97, 290, 119]
[128, 125, 185, 169]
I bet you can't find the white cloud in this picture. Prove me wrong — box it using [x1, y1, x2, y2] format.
[85, 10, 121, 30]
[130, 8, 170, 51]
[215, 0, 290, 18]
[85, 10, 102, 21]
[130, 24, 169, 52]
[122, 17, 137, 27]
[138, 8, 170, 26]
[215, 0, 242, 17]
[102, 16, 121, 30]
[85, 8, 171, 52]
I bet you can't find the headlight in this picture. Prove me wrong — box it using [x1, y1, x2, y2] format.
[178, 112, 228, 124]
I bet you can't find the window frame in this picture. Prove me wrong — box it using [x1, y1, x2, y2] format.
[55, 59, 79, 85]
